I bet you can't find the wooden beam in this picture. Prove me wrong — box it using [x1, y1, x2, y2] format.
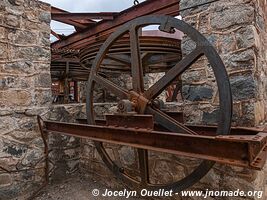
[51, 0, 179, 49]
[64, 62, 70, 103]
[51, 30, 61, 40]
[52, 12, 118, 21]
[51, 6, 96, 30]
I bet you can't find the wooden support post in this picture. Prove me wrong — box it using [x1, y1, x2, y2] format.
[74, 81, 79, 102]
[64, 62, 70, 103]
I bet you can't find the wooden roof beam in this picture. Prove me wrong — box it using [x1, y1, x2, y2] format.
[51, 6, 96, 30]
[52, 12, 118, 21]
[51, 0, 179, 49]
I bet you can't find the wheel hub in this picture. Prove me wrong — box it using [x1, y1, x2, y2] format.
[129, 91, 149, 114]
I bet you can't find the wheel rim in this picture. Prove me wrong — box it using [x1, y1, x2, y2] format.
[86, 15, 232, 192]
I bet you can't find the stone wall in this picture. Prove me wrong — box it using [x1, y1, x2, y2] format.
[44, 104, 86, 183]
[180, 0, 267, 127]
[180, 0, 267, 199]
[0, 0, 51, 199]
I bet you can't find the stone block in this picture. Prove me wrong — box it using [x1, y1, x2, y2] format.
[182, 85, 213, 101]
[1, 140, 27, 158]
[180, 0, 211, 16]
[210, 5, 254, 30]
[150, 159, 185, 184]
[202, 109, 219, 125]
[7, 0, 24, 6]
[0, 75, 34, 90]
[230, 75, 256, 101]
[0, 157, 18, 172]
[10, 46, 50, 61]
[24, 107, 47, 116]
[0, 27, 7, 40]
[216, 34, 236, 54]
[38, 31, 50, 47]
[16, 116, 38, 132]
[33, 89, 52, 106]
[223, 49, 255, 70]
[118, 146, 136, 166]
[204, 34, 218, 48]
[183, 104, 202, 124]
[81, 144, 95, 160]
[181, 37, 196, 55]
[3, 61, 34, 74]
[231, 102, 242, 126]
[198, 13, 211, 34]
[0, 90, 32, 107]
[255, 101, 265, 125]
[34, 62, 50, 72]
[0, 1, 4, 12]
[0, 116, 17, 134]
[0, 174, 12, 188]
[0, 42, 8, 59]
[236, 26, 257, 49]
[240, 101, 255, 127]
[5, 4, 23, 16]
[8, 30, 38, 45]
[39, 11, 51, 24]
[5, 14, 20, 27]
[0, 110, 13, 116]
[182, 69, 207, 83]
[63, 148, 80, 160]
[34, 73, 51, 88]
[0, 75, 16, 89]
[8, 130, 39, 143]
[20, 148, 43, 167]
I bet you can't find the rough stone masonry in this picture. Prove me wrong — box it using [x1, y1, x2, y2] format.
[0, 0, 51, 199]
[0, 0, 267, 200]
[178, 0, 267, 199]
[180, 0, 267, 128]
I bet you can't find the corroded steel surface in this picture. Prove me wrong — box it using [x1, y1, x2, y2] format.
[40, 115, 267, 193]
[50, 0, 180, 81]
[79, 36, 182, 74]
[50, 35, 182, 81]
[84, 15, 232, 191]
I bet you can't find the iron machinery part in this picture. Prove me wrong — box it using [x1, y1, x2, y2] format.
[86, 15, 232, 192]
[134, 0, 140, 5]
[80, 36, 182, 74]
[118, 99, 135, 113]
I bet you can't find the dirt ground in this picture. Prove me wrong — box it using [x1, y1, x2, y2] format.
[34, 173, 145, 200]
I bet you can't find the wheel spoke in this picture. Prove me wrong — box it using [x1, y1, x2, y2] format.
[93, 75, 129, 100]
[130, 27, 144, 93]
[106, 55, 131, 67]
[146, 106, 197, 135]
[138, 149, 149, 185]
[144, 47, 203, 100]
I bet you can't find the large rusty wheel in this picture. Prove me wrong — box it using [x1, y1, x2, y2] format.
[86, 16, 232, 192]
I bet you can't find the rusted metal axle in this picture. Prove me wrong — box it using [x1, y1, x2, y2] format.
[39, 114, 267, 171]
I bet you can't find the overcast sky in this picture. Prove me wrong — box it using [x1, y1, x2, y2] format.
[41, 0, 145, 12]
[41, 0, 146, 40]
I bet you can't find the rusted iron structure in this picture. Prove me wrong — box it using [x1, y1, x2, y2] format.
[50, 0, 180, 103]
[45, 0, 267, 192]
